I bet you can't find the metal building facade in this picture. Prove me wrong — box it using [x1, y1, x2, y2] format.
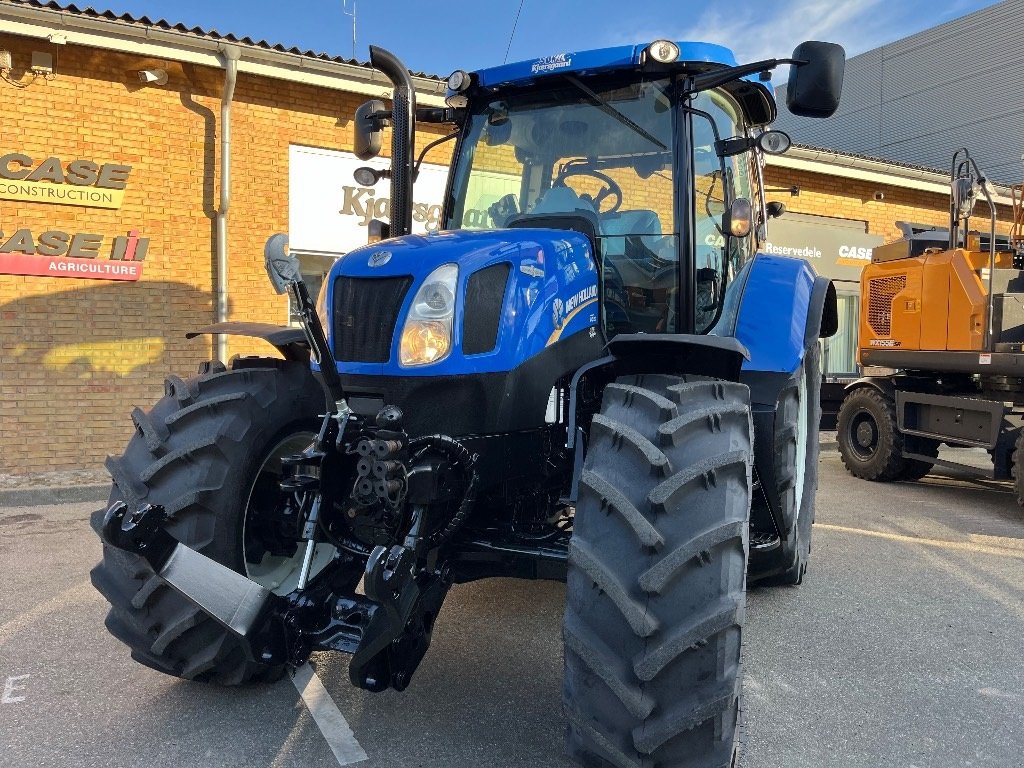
[776, 0, 1024, 183]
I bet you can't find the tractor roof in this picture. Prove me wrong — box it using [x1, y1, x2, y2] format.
[470, 41, 778, 126]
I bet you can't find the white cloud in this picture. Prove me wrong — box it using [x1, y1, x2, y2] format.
[613, 0, 917, 65]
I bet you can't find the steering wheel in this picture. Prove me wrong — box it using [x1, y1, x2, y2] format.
[555, 167, 623, 214]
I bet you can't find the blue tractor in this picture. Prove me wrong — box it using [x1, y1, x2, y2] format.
[95, 38, 844, 767]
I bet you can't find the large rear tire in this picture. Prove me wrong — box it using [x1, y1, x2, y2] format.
[563, 373, 752, 768]
[90, 358, 326, 684]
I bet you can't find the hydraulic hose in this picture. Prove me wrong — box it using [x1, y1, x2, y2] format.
[407, 434, 480, 547]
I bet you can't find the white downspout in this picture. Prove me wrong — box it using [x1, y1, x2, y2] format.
[216, 45, 241, 362]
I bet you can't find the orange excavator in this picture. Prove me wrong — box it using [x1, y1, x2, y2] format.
[837, 148, 1024, 507]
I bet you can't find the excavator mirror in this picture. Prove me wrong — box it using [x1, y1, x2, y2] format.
[953, 176, 978, 221]
[786, 41, 845, 118]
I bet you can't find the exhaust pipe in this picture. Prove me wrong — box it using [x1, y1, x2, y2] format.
[370, 46, 416, 237]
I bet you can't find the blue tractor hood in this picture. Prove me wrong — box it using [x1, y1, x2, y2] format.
[324, 228, 601, 377]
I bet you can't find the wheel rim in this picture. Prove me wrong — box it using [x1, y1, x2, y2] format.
[242, 431, 335, 595]
[847, 410, 879, 461]
[794, 364, 809, 513]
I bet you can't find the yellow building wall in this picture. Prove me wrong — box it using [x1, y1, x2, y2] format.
[0, 35, 447, 473]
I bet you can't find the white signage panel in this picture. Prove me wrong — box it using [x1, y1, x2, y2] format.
[288, 144, 449, 256]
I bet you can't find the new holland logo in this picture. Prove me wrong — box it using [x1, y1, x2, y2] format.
[368, 250, 392, 267]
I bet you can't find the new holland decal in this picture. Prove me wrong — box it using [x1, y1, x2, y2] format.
[548, 284, 597, 345]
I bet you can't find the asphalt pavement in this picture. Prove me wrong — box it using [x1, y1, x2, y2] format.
[1, 445, 1022, 768]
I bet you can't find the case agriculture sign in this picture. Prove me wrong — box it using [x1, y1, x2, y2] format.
[0, 228, 148, 281]
[0, 153, 132, 210]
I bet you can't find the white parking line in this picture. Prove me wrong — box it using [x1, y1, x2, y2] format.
[817, 524, 1024, 559]
[291, 662, 368, 766]
[0, 581, 98, 647]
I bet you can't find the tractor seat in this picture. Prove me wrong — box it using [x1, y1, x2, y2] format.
[506, 186, 600, 251]
[599, 209, 663, 257]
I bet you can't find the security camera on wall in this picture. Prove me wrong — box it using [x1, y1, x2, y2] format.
[137, 68, 168, 86]
[873, 191, 885, 201]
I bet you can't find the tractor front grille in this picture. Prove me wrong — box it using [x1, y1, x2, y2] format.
[463, 262, 511, 355]
[866, 275, 906, 337]
[332, 275, 413, 363]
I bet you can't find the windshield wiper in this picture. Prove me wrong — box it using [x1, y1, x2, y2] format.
[564, 75, 667, 151]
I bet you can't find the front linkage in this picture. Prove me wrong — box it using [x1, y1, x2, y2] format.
[101, 402, 476, 692]
[102, 243, 478, 692]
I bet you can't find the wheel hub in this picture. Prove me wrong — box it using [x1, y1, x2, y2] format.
[849, 412, 879, 459]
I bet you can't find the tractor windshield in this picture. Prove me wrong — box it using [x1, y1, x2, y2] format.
[445, 75, 678, 332]
[445, 75, 751, 334]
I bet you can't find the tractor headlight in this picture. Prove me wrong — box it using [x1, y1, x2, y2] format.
[646, 40, 680, 64]
[399, 264, 458, 366]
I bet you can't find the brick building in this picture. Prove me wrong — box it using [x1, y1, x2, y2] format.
[0, 1, 447, 473]
[0, 1, 1016, 474]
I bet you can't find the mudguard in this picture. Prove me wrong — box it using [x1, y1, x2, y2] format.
[186, 322, 310, 362]
[714, 254, 837, 557]
[713, 253, 835, 374]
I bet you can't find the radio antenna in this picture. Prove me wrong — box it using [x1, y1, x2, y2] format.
[342, 0, 356, 60]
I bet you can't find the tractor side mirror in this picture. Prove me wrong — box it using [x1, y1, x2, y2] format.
[354, 99, 387, 161]
[767, 201, 787, 219]
[723, 198, 753, 238]
[786, 41, 845, 118]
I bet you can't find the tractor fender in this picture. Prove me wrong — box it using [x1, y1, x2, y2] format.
[565, 333, 749, 452]
[185, 322, 310, 362]
[717, 253, 834, 375]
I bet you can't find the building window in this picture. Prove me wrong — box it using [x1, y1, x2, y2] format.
[821, 289, 860, 377]
[288, 253, 337, 326]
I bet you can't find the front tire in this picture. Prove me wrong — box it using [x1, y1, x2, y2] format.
[772, 344, 821, 585]
[837, 386, 936, 482]
[90, 359, 326, 684]
[563, 373, 752, 768]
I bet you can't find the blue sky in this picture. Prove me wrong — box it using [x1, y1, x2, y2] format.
[93, 0, 997, 75]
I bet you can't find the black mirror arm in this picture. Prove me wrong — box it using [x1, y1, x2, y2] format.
[364, 109, 392, 128]
[689, 57, 806, 93]
[413, 130, 459, 181]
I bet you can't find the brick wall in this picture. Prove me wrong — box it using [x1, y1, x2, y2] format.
[0, 35, 448, 474]
[763, 165, 1014, 241]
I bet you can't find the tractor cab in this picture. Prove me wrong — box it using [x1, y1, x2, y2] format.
[444, 66, 761, 336]
[353, 40, 842, 343]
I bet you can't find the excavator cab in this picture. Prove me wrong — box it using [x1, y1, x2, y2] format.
[859, 149, 1024, 370]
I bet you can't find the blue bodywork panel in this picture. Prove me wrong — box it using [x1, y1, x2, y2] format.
[325, 229, 599, 377]
[471, 41, 772, 94]
[730, 254, 816, 373]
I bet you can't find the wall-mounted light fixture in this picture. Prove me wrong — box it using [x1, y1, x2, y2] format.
[136, 68, 168, 86]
